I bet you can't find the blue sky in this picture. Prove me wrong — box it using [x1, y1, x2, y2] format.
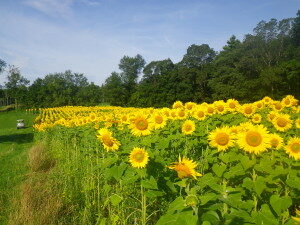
[0, 0, 299, 85]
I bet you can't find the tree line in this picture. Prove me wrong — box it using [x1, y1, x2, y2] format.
[1, 10, 299, 108]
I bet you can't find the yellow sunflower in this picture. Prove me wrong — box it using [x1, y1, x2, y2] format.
[237, 124, 270, 154]
[254, 100, 264, 110]
[152, 113, 167, 129]
[292, 208, 300, 224]
[168, 156, 202, 179]
[182, 120, 196, 135]
[173, 101, 184, 109]
[252, 114, 262, 124]
[193, 107, 206, 121]
[205, 104, 215, 115]
[281, 95, 295, 107]
[285, 137, 300, 160]
[129, 147, 149, 168]
[208, 126, 236, 151]
[272, 114, 293, 132]
[267, 111, 278, 122]
[130, 115, 152, 136]
[295, 118, 300, 129]
[269, 133, 283, 150]
[214, 100, 228, 114]
[177, 109, 187, 120]
[272, 101, 284, 111]
[185, 102, 196, 110]
[97, 128, 120, 151]
[262, 96, 273, 105]
[226, 99, 240, 112]
[240, 104, 255, 117]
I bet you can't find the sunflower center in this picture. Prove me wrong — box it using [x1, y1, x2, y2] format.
[102, 135, 114, 147]
[245, 107, 252, 114]
[257, 103, 262, 108]
[291, 143, 300, 153]
[155, 116, 163, 124]
[246, 131, 262, 147]
[277, 118, 287, 127]
[229, 102, 235, 109]
[135, 118, 148, 130]
[269, 114, 276, 120]
[133, 152, 145, 162]
[270, 138, 279, 147]
[178, 111, 185, 117]
[207, 107, 214, 114]
[284, 99, 290, 105]
[184, 124, 193, 132]
[216, 133, 229, 146]
[171, 112, 177, 118]
[275, 103, 282, 110]
[187, 105, 193, 110]
[175, 164, 190, 178]
[197, 111, 204, 118]
[217, 105, 224, 112]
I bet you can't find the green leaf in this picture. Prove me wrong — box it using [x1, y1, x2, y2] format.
[255, 204, 278, 225]
[166, 197, 186, 214]
[253, 176, 266, 196]
[156, 210, 197, 225]
[212, 164, 226, 177]
[270, 195, 292, 216]
[223, 163, 244, 179]
[110, 194, 123, 206]
[145, 190, 164, 198]
[201, 210, 219, 224]
[141, 176, 158, 190]
[199, 193, 217, 205]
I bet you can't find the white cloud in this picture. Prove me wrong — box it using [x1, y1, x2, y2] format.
[24, 0, 74, 18]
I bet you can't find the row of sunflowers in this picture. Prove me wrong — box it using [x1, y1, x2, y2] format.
[30, 95, 300, 225]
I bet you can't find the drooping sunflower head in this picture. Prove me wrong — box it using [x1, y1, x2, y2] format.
[172, 101, 184, 109]
[272, 114, 293, 132]
[285, 137, 300, 160]
[237, 124, 270, 154]
[129, 147, 149, 168]
[168, 156, 202, 179]
[182, 120, 196, 135]
[251, 114, 262, 124]
[269, 133, 283, 150]
[97, 128, 120, 151]
[130, 115, 152, 136]
[208, 126, 236, 151]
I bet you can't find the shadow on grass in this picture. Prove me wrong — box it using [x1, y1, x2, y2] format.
[0, 133, 34, 144]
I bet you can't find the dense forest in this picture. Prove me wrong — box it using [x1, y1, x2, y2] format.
[0, 10, 299, 108]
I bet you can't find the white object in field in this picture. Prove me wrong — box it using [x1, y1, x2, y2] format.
[17, 119, 25, 129]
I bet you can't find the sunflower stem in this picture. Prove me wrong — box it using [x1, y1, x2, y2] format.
[141, 176, 147, 225]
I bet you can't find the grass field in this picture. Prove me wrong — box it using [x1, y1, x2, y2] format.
[0, 110, 35, 224]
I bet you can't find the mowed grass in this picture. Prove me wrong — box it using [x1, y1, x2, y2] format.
[0, 110, 35, 224]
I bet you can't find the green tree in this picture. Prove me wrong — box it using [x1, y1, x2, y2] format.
[119, 54, 145, 104]
[5, 65, 29, 108]
[103, 72, 126, 106]
[291, 10, 300, 46]
[179, 44, 216, 68]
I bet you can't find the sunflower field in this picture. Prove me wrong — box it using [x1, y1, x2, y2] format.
[30, 95, 300, 225]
